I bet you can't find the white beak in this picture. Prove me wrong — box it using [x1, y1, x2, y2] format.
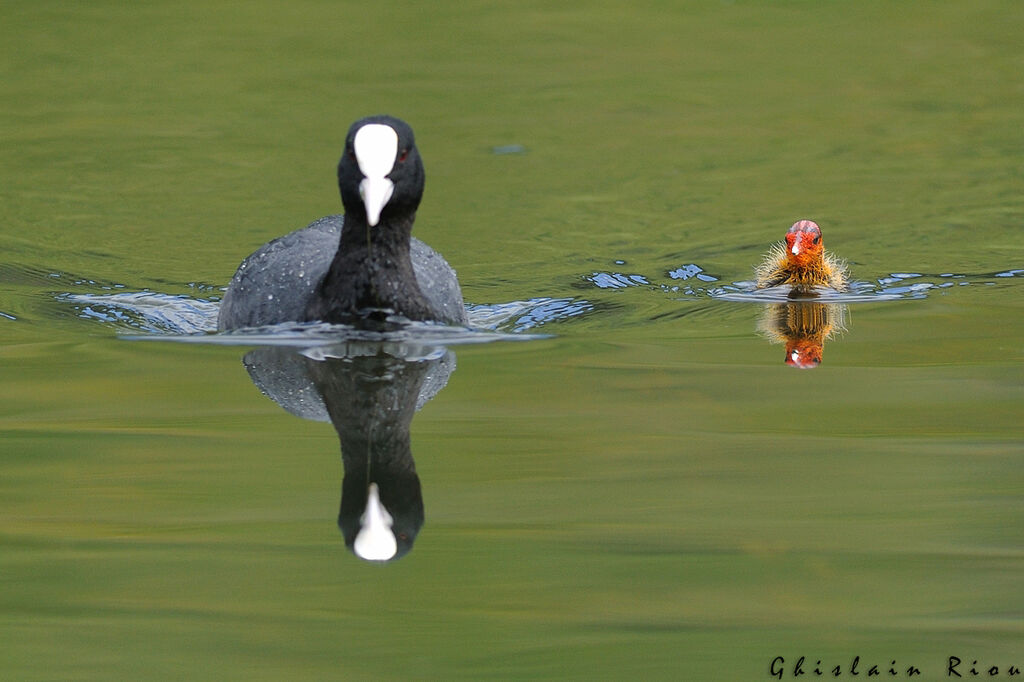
[353, 483, 397, 561]
[791, 242, 801, 255]
[359, 177, 394, 227]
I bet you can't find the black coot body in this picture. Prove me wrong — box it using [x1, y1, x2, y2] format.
[218, 116, 467, 330]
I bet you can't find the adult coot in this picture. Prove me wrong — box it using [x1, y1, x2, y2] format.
[218, 115, 468, 330]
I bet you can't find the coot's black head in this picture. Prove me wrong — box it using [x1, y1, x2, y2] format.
[337, 115, 425, 228]
[339, 476, 424, 563]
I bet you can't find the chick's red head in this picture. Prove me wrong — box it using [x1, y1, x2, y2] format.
[784, 338, 823, 369]
[784, 220, 824, 266]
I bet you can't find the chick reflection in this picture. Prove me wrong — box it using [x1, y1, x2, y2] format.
[757, 302, 847, 368]
[242, 344, 455, 561]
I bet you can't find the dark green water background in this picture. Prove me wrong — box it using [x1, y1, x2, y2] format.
[2, 1, 1022, 679]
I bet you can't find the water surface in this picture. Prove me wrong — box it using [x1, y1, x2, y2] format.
[2, 1, 1023, 679]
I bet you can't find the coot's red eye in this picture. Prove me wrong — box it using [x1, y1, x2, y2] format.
[398, 149, 409, 162]
[347, 149, 356, 160]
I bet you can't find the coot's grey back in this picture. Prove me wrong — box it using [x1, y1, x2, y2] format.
[217, 215, 468, 330]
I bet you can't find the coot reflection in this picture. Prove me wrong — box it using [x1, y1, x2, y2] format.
[242, 342, 454, 561]
[757, 301, 848, 369]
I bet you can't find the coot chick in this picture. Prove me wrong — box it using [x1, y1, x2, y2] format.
[218, 115, 468, 330]
[754, 219, 849, 292]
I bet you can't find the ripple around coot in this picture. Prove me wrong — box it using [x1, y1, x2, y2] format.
[58, 291, 221, 334]
[125, 319, 547, 348]
[55, 286, 595, 345]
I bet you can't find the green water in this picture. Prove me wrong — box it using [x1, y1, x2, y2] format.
[2, 1, 1023, 679]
